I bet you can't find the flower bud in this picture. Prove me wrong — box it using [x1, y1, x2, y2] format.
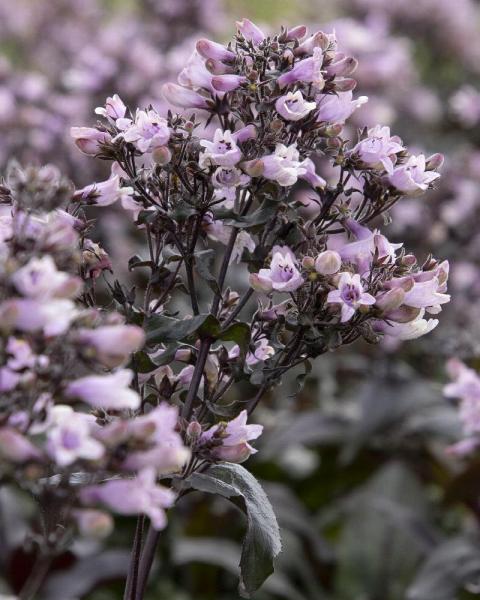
[236, 18, 266, 44]
[284, 25, 307, 41]
[187, 420, 202, 441]
[302, 256, 315, 270]
[74, 509, 114, 539]
[242, 159, 264, 178]
[205, 59, 234, 75]
[325, 57, 358, 78]
[152, 146, 172, 165]
[70, 127, 111, 156]
[426, 153, 444, 170]
[314, 250, 342, 275]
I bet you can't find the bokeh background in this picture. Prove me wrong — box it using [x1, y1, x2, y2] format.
[2, 0, 480, 598]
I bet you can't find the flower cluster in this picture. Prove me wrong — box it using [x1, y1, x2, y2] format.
[0, 165, 193, 544]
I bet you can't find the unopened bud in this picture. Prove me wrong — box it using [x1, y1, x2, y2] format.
[426, 153, 444, 170]
[74, 509, 114, 539]
[334, 78, 357, 92]
[152, 146, 172, 165]
[187, 420, 202, 440]
[242, 159, 265, 178]
[314, 250, 342, 275]
[302, 256, 315, 270]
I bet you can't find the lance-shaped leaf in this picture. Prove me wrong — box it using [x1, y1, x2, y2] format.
[187, 463, 282, 597]
[195, 249, 220, 294]
[144, 314, 210, 344]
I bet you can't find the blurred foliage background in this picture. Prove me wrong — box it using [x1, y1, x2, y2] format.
[2, 0, 480, 598]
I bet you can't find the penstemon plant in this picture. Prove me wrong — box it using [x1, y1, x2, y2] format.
[0, 18, 449, 600]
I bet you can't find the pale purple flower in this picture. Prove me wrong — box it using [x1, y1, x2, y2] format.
[254, 246, 304, 293]
[316, 91, 368, 124]
[450, 85, 480, 127]
[122, 404, 190, 474]
[0, 368, 21, 392]
[161, 83, 209, 110]
[277, 48, 325, 89]
[6, 337, 38, 370]
[1, 298, 78, 336]
[95, 94, 127, 120]
[248, 143, 306, 187]
[212, 74, 247, 92]
[236, 18, 266, 44]
[372, 310, 439, 340]
[65, 369, 140, 411]
[201, 409, 263, 463]
[12, 255, 81, 300]
[178, 52, 215, 92]
[444, 359, 480, 435]
[70, 127, 111, 155]
[76, 174, 138, 217]
[80, 467, 175, 530]
[200, 129, 242, 167]
[299, 157, 327, 188]
[196, 39, 236, 62]
[118, 109, 170, 153]
[75, 325, 145, 368]
[275, 91, 317, 121]
[350, 125, 404, 173]
[327, 272, 376, 322]
[230, 337, 275, 366]
[388, 154, 441, 195]
[212, 167, 250, 208]
[0, 428, 42, 463]
[46, 408, 104, 467]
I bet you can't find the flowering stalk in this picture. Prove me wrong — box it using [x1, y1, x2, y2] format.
[0, 18, 450, 600]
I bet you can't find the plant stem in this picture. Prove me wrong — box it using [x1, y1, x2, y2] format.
[134, 526, 160, 600]
[19, 553, 53, 600]
[123, 515, 145, 600]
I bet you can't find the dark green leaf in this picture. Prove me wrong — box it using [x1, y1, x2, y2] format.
[187, 463, 282, 597]
[145, 314, 210, 344]
[195, 249, 220, 294]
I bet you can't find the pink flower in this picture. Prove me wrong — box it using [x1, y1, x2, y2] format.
[201, 410, 263, 463]
[118, 109, 170, 153]
[12, 256, 82, 300]
[65, 369, 140, 411]
[275, 91, 317, 121]
[236, 18, 266, 44]
[350, 125, 404, 174]
[388, 154, 442, 195]
[75, 325, 145, 368]
[80, 467, 175, 530]
[200, 129, 242, 167]
[70, 127, 111, 155]
[254, 246, 304, 293]
[229, 337, 275, 365]
[178, 52, 214, 92]
[316, 91, 368, 124]
[46, 407, 104, 467]
[73, 509, 114, 539]
[95, 94, 127, 120]
[327, 272, 376, 322]
[212, 167, 250, 209]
